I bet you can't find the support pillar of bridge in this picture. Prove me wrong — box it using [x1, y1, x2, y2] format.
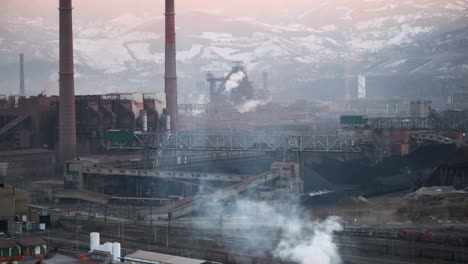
[64, 160, 85, 190]
[271, 162, 303, 199]
[294, 152, 305, 194]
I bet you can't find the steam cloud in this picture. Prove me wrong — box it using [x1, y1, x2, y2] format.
[236, 98, 270, 113]
[224, 71, 246, 93]
[274, 216, 343, 264]
[201, 199, 343, 264]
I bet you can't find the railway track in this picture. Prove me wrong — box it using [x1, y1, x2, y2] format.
[46, 217, 468, 263]
[44, 230, 459, 264]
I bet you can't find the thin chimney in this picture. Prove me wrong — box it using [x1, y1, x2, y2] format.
[58, 0, 77, 164]
[19, 54, 25, 96]
[165, 0, 178, 132]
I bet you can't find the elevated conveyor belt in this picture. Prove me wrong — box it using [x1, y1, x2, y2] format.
[150, 169, 280, 219]
[108, 132, 361, 153]
[0, 114, 30, 139]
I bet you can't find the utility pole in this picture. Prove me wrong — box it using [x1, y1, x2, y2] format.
[104, 205, 107, 224]
[219, 212, 223, 248]
[154, 223, 158, 244]
[189, 213, 193, 243]
[121, 220, 124, 242]
[166, 211, 171, 248]
[76, 190, 80, 253]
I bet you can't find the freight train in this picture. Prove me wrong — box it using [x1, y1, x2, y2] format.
[339, 227, 468, 247]
[400, 229, 468, 247]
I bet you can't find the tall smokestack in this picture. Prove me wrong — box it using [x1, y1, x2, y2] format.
[165, 0, 178, 132]
[58, 0, 77, 164]
[19, 54, 25, 96]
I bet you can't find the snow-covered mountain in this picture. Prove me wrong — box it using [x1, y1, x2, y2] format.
[1, 0, 468, 102]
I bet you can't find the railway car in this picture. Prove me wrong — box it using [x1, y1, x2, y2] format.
[400, 230, 434, 241]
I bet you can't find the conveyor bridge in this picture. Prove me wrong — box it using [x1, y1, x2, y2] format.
[108, 132, 361, 153]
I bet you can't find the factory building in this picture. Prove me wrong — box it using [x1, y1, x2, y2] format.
[0, 92, 166, 158]
[60, 159, 303, 219]
[450, 89, 468, 109]
[0, 149, 55, 187]
[410, 100, 432, 118]
[0, 184, 29, 233]
[0, 240, 20, 260]
[17, 237, 47, 258]
[0, 1, 467, 263]
[0, 238, 47, 261]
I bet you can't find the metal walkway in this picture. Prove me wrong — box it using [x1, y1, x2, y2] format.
[110, 132, 361, 153]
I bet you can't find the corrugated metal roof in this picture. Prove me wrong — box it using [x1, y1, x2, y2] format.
[125, 250, 206, 264]
[17, 237, 46, 247]
[0, 240, 17, 249]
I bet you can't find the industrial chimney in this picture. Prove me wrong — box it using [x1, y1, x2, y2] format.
[165, 0, 178, 132]
[58, 0, 77, 164]
[19, 53, 25, 96]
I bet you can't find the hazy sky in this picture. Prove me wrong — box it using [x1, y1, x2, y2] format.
[2, 0, 315, 22]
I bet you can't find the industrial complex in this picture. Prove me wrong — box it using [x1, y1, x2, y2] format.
[0, 0, 467, 263]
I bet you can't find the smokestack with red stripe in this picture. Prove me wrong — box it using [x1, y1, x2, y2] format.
[165, 0, 178, 132]
[58, 0, 77, 164]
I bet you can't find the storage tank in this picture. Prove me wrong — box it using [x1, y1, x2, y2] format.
[104, 242, 112, 253]
[112, 242, 121, 262]
[90, 232, 100, 252]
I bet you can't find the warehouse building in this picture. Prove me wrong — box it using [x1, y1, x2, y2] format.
[0, 240, 20, 261]
[0, 237, 46, 261]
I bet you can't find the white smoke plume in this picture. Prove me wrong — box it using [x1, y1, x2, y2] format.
[224, 71, 245, 93]
[308, 190, 335, 197]
[236, 98, 270, 113]
[200, 199, 343, 264]
[274, 216, 343, 264]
